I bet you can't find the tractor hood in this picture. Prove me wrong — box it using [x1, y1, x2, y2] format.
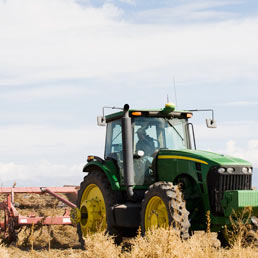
[158, 149, 252, 167]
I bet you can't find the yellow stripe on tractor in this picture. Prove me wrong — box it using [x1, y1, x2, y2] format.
[158, 155, 208, 165]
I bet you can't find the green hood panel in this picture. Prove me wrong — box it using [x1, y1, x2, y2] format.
[158, 149, 252, 167]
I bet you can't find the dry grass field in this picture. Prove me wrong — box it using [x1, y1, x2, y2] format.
[0, 193, 258, 258]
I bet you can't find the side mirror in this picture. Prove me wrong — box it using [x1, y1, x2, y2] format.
[97, 116, 106, 126]
[206, 119, 217, 128]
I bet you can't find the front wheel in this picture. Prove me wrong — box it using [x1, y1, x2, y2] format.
[141, 182, 190, 239]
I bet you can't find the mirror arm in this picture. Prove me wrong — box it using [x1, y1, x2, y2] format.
[97, 106, 124, 126]
[102, 106, 123, 118]
[187, 109, 216, 128]
[188, 109, 214, 120]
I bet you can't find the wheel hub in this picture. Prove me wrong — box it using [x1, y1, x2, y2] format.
[149, 210, 167, 227]
[80, 199, 103, 228]
[79, 184, 106, 234]
[145, 196, 169, 230]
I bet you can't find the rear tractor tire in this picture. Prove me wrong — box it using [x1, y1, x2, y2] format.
[141, 182, 190, 240]
[76, 171, 118, 248]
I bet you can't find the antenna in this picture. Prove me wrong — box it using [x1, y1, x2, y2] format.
[167, 94, 169, 103]
[173, 76, 178, 107]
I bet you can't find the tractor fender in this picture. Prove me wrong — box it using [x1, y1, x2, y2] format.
[173, 168, 206, 195]
[83, 161, 120, 190]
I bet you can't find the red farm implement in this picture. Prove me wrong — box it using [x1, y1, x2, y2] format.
[0, 186, 78, 243]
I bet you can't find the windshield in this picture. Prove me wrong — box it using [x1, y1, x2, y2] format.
[133, 117, 188, 154]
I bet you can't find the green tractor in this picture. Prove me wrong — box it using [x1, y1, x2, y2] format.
[74, 103, 258, 247]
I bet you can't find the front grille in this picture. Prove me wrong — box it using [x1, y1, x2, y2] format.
[207, 167, 252, 215]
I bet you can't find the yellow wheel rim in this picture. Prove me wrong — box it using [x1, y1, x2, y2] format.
[145, 196, 169, 231]
[80, 184, 106, 235]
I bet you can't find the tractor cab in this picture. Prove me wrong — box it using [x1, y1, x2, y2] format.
[102, 103, 193, 186]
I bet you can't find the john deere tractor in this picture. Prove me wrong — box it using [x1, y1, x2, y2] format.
[74, 103, 258, 247]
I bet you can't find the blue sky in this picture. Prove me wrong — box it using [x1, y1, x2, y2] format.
[0, 0, 258, 187]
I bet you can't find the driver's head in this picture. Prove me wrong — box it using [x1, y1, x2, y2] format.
[137, 128, 147, 140]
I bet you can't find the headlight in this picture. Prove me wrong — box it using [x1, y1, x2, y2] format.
[218, 167, 226, 173]
[227, 167, 235, 173]
[242, 167, 248, 174]
[248, 168, 252, 174]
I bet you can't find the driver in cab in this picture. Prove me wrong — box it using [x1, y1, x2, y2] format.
[136, 128, 155, 156]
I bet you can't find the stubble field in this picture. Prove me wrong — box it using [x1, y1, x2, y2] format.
[0, 193, 257, 258]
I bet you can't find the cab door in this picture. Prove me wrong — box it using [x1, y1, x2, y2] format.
[104, 119, 125, 184]
[132, 119, 159, 185]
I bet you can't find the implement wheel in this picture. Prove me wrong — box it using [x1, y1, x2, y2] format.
[141, 182, 190, 239]
[76, 171, 117, 248]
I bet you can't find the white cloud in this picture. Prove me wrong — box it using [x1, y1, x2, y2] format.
[118, 0, 135, 6]
[102, 2, 124, 18]
[0, 161, 76, 181]
[195, 121, 258, 142]
[194, 121, 258, 167]
[134, 1, 240, 23]
[0, 123, 106, 186]
[0, 124, 105, 162]
[223, 140, 258, 167]
[0, 0, 258, 87]
[219, 101, 258, 107]
[0, 85, 98, 102]
[0, 161, 84, 186]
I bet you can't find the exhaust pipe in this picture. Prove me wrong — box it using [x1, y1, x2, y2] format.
[122, 104, 134, 199]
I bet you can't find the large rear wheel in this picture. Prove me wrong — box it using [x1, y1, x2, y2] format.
[141, 182, 190, 239]
[76, 171, 117, 248]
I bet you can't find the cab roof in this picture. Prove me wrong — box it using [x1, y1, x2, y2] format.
[105, 108, 192, 123]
